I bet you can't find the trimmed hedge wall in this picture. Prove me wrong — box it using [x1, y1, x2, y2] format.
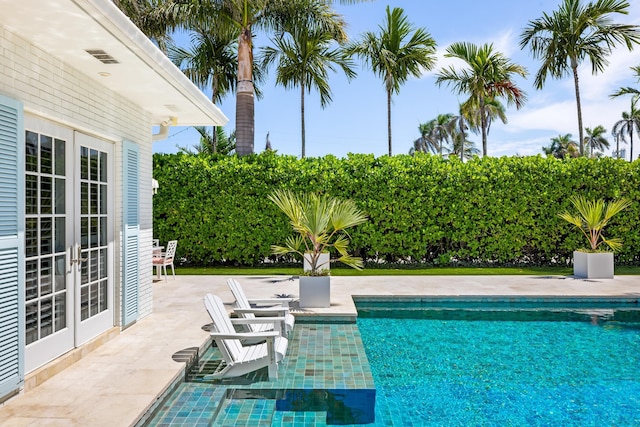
[152, 152, 640, 266]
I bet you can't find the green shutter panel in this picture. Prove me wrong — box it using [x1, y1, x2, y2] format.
[0, 94, 24, 400]
[122, 141, 139, 327]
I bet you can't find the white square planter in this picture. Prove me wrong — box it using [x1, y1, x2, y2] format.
[573, 251, 614, 279]
[299, 276, 331, 308]
[303, 252, 330, 273]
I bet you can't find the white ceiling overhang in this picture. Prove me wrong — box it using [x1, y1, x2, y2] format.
[0, 0, 228, 127]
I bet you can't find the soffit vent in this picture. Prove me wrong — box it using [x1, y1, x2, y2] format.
[85, 49, 120, 64]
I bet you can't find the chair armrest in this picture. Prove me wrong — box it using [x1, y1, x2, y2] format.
[247, 298, 292, 306]
[230, 317, 286, 325]
[234, 307, 290, 315]
[210, 331, 279, 340]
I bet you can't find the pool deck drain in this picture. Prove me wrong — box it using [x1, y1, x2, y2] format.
[0, 274, 638, 426]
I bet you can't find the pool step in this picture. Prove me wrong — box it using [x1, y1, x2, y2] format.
[212, 395, 276, 427]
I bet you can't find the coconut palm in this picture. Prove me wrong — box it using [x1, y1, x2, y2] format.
[179, 126, 236, 155]
[612, 97, 640, 160]
[450, 126, 478, 161]
[520, 0, 640, 156]
[169, 26, 237, 152]
[583, 125, 610, 157]
[153, 0, 364, 156]
[261, 9, 356, 158]
[436, 42, 527, 157]
[542, 133, 579, 158]
[348, 6, 437, 156]
[461, 97, 507, 143]
[114, 0, 174, 52]
[610, 65, 640, 98]
[411, 121, 438, 154]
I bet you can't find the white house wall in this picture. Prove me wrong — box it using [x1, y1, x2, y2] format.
[0, 25, 155, 322]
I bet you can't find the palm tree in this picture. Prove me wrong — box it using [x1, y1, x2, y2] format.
[611, 65, 640, 98]
[583, 125, 610, 157]
[154, 0, 363, 156]
[436, 42, 527, 157]
[612, 97, 640, 160]
[542, 133, 580, 158]
[449, 126, 478, 161]
[261, 9, 355, 158]
[179, 126, 236, 155]
[169, 26, 237, 152]
[114, 0, 174, 52]
[520, 0, 640, 156]
[348, 6, 437, 156]
[411, 120, 438, 154]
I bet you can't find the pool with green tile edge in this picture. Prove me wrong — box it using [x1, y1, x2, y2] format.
[144, 323, 376, 426]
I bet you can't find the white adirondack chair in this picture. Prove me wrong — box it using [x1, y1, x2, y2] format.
[204, 294, 288, 380]
[227, 278, 295, 335]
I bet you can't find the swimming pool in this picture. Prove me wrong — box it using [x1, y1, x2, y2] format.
[143, 297, 640, 426]
[356, 297, 640, 426]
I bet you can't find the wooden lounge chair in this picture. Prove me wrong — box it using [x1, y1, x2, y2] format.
[204, 293, 288, 380]
[227, 278, 295, 335]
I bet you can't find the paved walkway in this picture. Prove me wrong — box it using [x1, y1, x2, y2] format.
[0, 274, 638, 426]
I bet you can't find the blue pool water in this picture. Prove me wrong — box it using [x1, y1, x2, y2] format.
[357, 301, 640, 426]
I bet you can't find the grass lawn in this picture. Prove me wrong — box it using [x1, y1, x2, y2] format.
[174, 265, 640, 276]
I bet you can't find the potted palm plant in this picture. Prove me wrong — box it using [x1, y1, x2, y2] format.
[558, 195, 631, 279]
[269, 190, 368, 308]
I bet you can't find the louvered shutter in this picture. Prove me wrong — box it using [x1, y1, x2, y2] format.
[0, 95, 24, 400]
[122, 141, 139, 326]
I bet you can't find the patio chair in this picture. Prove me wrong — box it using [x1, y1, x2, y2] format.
[204, 293, 288, 380]
[227, 278, 295, 335]
[152, 240, 177, 282]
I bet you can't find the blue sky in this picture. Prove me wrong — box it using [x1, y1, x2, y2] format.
[152, 0, 640, 160]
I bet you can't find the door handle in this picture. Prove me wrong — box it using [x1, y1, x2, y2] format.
[71, 246, 88, 264]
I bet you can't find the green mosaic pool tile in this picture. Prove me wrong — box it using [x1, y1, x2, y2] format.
[147, 383, 226, 426]
[213, 398, 275, 427]
[271, 410, 328, 426]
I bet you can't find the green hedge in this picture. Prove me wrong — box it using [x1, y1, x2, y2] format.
[152, 152, 640, 266]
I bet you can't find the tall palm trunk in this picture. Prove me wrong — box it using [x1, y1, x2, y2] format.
[301, 81, 306, 158]
[630, 129, 634, 161]
[480, 97, 487, 156]
[387, 87, 392, 156]
[236, 27, 255, 156]
[571, 58, 585, 156]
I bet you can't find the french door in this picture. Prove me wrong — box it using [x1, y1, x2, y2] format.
[24, 118, 114, 372]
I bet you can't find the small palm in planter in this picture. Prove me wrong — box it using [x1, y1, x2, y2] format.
[269, 190, 368, 307]
[558, 195, 631, 278]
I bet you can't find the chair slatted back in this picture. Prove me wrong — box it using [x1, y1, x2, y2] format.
[227, 279, 256, 320]
[164, 240, 178, 262]
[204, 294, 243, 362]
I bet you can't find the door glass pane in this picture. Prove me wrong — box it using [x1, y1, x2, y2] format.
[54, 139, 65, 175]
[55, 178, 65, 214]
[25, 303, 38, 345]
[55, 255, 66, 292]
[26, 218, 38, 258]
[80, 286, 89, 321]
[26, 131, 38, 172]
[40, 298, 53, 338]
[40, 257, 53, 296]
[40, 218, 52, 255]
[40, 135, 52, 174]
[90, 149, 98, 181]
[54, 295, 66, 331]
[99, 152, 107, 182]
[55, 217, 65, 252]
[26, 175, 37, 215]
[40, 176, 52, 214]
[25, 260, 38, 300]
[81, 146, 88, 180]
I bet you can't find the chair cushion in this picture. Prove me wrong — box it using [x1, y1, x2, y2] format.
[152, 257, 164, 264]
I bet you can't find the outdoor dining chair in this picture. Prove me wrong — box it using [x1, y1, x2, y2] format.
[152, 240, 177, 282]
